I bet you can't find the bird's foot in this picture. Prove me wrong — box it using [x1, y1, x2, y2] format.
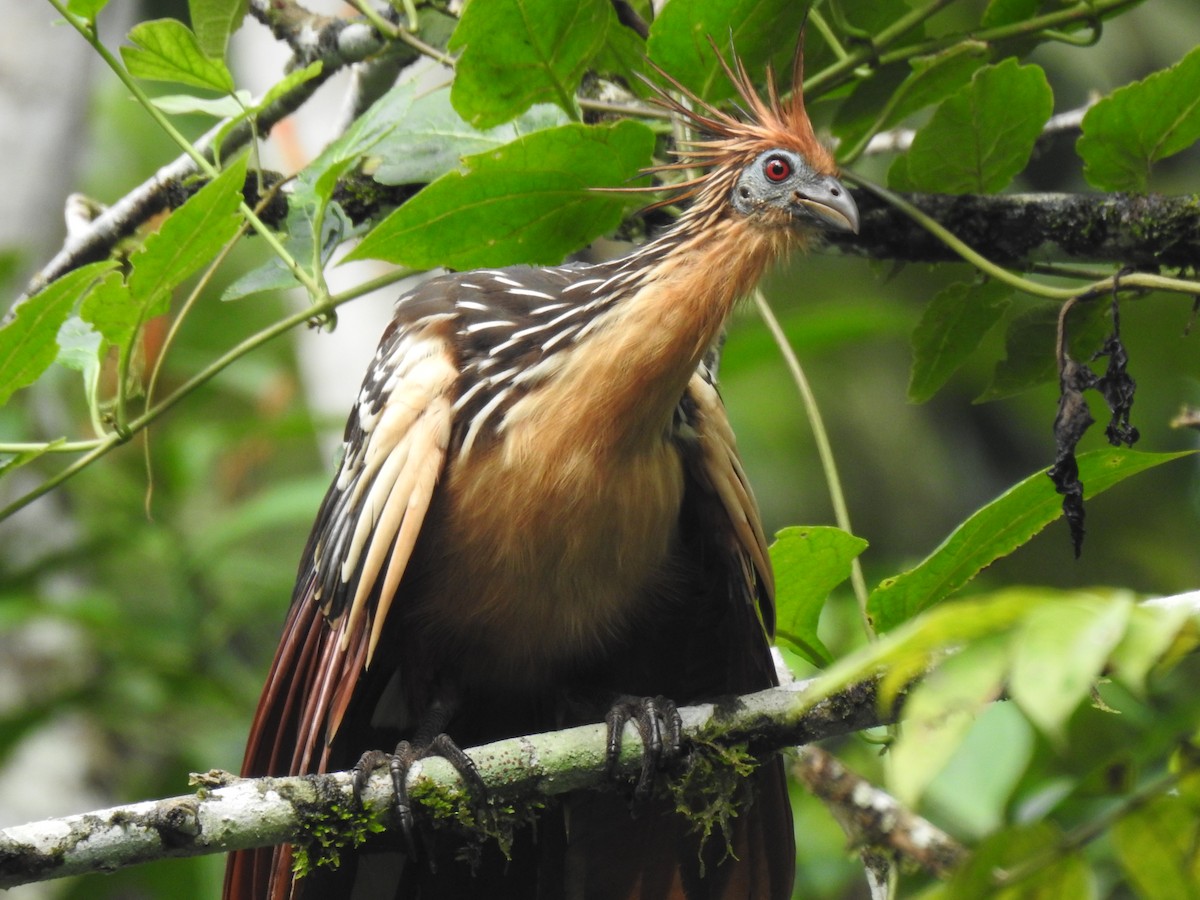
[604, 695, 684, 804]
[351, 735, 487, 860]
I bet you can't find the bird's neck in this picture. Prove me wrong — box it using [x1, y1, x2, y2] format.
[510, 215, 793, 460]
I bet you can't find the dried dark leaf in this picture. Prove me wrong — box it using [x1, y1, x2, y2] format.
[1047, 286, 1140, 557]
[1049, 358, 1098, 558]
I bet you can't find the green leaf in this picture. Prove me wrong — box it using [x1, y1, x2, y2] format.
[222, 200, 352, 302]
[0, 261, 114, 407]
[1113, 790, 1200, 900]
[256, 61, 323, 110]
[978, 300, 1108, 402]
[592, 8, 650, 91]
[79, 272, 134, 351]
[894, 42, 993, 129]
[834, 43, 991, 154]
[189, 0, 247, 60]
[294, 80, 417, 212]
[371, 91, 570, 187]
[889, 634, 1010, 806]
[67, 0, 109, 20]
[1078, 45, 1200, 191]
[946, 826, 1093, 899]
[646, 0, 809, 102]
[770, 526, 868, 667]
[866, 449, 1197, 633]
[127, 156, 247, 312]
[448, 0, 612, 127]
[1009, 593, 1133, 739]
[122, 19, 235, 93]
[812, 589, 1048, 718]
[1108, 602, 1195, 695]
[348, 121, 655, 270]
[55, 316, 104, 417]
[922, 702, 1035, 839]
[83, 157, 247, 347]
[55, 315, 103, 374]
[982, 0, 1040, 28]
[909, 279, 1011, 403]
[151, 91, 249, 118]
[907, 59, 1053, 193]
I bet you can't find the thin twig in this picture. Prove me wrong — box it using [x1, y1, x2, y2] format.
[753, 289, 874, 640]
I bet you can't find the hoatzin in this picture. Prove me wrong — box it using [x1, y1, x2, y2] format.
[225, 44, 858, 900]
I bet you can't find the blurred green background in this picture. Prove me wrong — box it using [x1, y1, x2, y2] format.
[0, 1, 1197, 897]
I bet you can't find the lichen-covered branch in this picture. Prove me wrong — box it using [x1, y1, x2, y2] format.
[0, 673, 893, 889]
[833, 191, 1200, 270]
[793, 746, 967, 879]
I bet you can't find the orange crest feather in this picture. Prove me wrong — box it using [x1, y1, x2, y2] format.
[615, 37, 837, 210]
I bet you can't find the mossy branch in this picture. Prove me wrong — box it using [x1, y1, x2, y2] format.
[0, 673, 891, 889]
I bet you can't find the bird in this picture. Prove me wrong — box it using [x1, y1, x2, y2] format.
[224, 41, 858, 900]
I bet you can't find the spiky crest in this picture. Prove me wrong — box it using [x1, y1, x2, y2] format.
[612, 37, 837, 213]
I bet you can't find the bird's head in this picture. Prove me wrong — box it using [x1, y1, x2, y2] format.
[729, 148, 858, 233]
[640, 40, 859, 237]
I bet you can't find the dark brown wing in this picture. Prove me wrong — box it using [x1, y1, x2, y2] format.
[224, 312, 459, 900]
[681, 368, 794, 897]
[684, 368, 776, 636]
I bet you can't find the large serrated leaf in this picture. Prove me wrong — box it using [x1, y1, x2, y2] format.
[122, 19, 235, 93]
[0, 261, 114, 407]
[448, 0, 612, 128]
[908, 279, 1010, 403]
[127, 156, 247, 311]
[770, 526, 868, 667]
[907, 59, 1053, 194]
[1077, 45, 1200, 191]
[371, 92, 570, 187]
[867, 449, 1197, 633]
[189, 0, 247, 60]
[293, 80, 417, 214]
[977, 300, 1108, 402]
[1009, 593, 1133, 739]
[347, 121, 655, 270]
[833, 42, 990, 155]
[83, 157, 247, 348]
[646, 0, 808, 102]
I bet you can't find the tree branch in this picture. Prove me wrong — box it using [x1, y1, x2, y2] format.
[793, 746, 967, 879]
[0, 673, 893, 888]
[831, 190, 1200, 270]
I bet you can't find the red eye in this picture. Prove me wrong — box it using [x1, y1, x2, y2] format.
[764, 156, 791, 182]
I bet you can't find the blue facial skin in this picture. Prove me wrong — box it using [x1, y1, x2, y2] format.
[732, 149, 860, 233]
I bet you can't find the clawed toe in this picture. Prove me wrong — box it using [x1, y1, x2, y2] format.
[605, 695, 684, 801]
[350, 735, 486, 859]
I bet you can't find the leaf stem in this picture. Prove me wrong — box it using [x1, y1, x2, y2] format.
[45, 0, 325, 302]
[991, 768, 1181, 890]
[806, 0, 958, 95]
[846, 174, 1200, 300]
[753, 289, 875, 641]
[0, 288, 353, 522]
[806, 0, 1142, 98]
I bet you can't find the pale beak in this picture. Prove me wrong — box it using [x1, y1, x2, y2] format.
[796, 175, 860, 234]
